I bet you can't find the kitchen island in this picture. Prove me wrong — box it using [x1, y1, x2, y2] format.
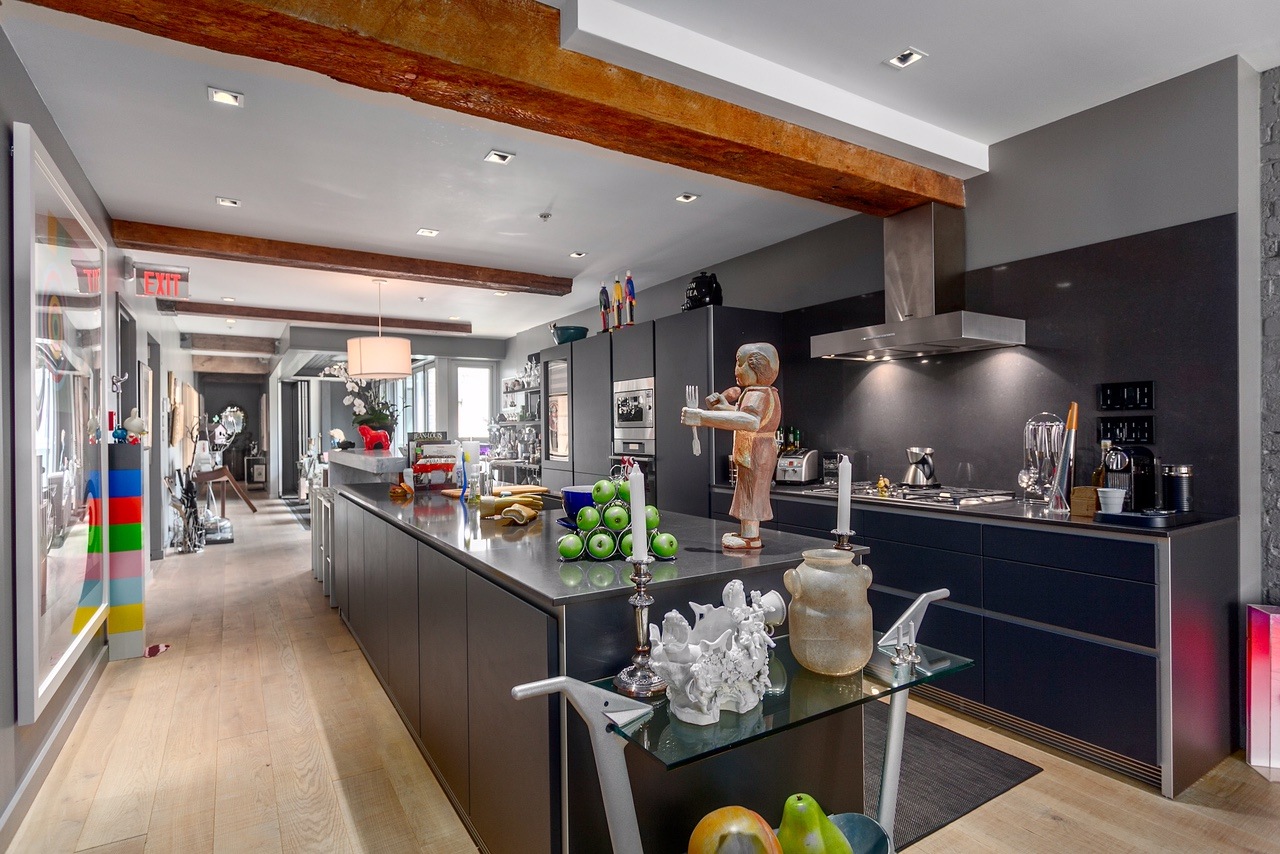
[332, 483, 871, 854]
[712, 483, 1239, 797]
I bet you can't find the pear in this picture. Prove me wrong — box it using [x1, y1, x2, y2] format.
[776, 793, 853, 854]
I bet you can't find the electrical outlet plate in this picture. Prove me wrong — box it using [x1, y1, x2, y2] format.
[1097, 415, 1155, 444]
[1097, 380, 1155, 411]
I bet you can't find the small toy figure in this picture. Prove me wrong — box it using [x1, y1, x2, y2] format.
[599, 283, 611, 333]
[613, 275, 624, 329]
[357, 423, 391, 451]
[123, 407, 147, 445]
[624, 270, 636, 326]
[681, 343, 781, 550]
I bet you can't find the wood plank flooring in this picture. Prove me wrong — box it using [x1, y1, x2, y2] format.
[8, 498, 1280, 852]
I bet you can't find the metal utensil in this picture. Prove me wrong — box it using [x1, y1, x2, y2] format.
[685, 384, 701, 456]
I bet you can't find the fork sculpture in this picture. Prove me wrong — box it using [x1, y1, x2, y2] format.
[685, 384, 701, 456]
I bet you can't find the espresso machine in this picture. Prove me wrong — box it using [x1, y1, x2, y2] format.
[1102, 444, 1159, 511]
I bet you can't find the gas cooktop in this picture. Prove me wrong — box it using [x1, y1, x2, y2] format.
[801, 482, 1016, 508]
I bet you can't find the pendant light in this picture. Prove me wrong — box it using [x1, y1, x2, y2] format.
[347, 279, 411, 379]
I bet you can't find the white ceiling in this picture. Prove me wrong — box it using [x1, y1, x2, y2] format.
[6, 0, 1280, 346]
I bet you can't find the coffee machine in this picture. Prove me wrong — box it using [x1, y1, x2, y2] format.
[1103, 444, 1158, 511]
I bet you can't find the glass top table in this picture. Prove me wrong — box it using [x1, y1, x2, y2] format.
[593, 633, 973, 770]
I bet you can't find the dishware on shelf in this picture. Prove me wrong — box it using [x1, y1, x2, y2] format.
[685, 384, 701, 456]
[550, 323, 589, 345]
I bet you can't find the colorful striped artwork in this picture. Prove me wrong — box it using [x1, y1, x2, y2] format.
[107, 444, 145, 659]
[71, 469, 103, 634]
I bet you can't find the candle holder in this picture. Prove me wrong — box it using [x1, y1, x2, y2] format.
[830, 529, 856, 550]
[613, 555, 667, 698]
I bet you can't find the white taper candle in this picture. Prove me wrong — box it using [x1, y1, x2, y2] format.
[629, 464, 648, 562]
[837, 453, 852, 532]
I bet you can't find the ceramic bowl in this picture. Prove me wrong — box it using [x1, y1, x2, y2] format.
[551, 325, 589, 345]
[561, 485, 596, 519]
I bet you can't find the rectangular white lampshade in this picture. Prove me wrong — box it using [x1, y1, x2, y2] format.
[347, 335, 411, 379]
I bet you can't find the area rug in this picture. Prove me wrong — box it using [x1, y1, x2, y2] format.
[284, 497, 311, 530]
[863, 700, 1041, 849]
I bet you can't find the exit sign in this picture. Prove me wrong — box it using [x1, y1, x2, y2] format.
[133, 263, 189, 299]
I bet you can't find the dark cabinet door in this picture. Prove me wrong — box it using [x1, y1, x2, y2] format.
[333, 497, 349, 613]
[418, 543, 470, 811]
[571, 333, 613, 477]
[610, 321, 654, 381]
[984, 618, 1157, 765]
[344, 499, 364, 623]
[385, 526, 419, 727]
[655, 310, 711, 515]
[360, 511, 389, 679]
[467, 574, 558, 854]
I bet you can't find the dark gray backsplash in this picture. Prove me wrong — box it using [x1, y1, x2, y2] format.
[778, 214, 1239, 515]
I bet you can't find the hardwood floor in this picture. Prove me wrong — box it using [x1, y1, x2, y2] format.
[7, 499, 475, 854]
[9, 498, 1280, 852]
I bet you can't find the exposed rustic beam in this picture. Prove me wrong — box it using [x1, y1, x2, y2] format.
[36, 0, 963, 216]
[158, 299, 473, 335]
[182, 333, 277, 355]
[192, 355, 271, 375]
[114, 221, 571, 296]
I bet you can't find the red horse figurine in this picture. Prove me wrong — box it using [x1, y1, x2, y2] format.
[358, 423, 391, 451]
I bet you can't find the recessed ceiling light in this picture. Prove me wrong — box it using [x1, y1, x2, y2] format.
[569, 251, 587, 258]
[416, 228, 440, 237]
[226, 319, 236, 325]
[207, 87, 244, 107]
[675, 193, 700, 203]
[216, 196, 240, 207]
[885, 47, 928, 69]
[493, 291, 509, 297]
[448, 316, 461, 320]
[484, 149, 515, 164]
[222, 296, 236, 303]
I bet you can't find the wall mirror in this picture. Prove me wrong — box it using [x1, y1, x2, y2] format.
[13, 122, 109, 724]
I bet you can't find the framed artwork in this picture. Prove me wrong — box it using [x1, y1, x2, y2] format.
[12, 123, 109, 724]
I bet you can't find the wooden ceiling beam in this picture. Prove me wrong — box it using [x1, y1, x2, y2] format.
[182, 333, 278, 355]
[159, 299, 473, 335]
[35, 0, 963, 216]
[114, 221, 571, 296]
[192, 354, 271, 375]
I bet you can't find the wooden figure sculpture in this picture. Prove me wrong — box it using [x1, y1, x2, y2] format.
[681, 342, 781, 550]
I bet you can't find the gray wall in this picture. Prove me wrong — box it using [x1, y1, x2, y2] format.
[966, 58, 1242, 270]
[0, 25, 110, 843]
[1262, 66, 1280, 604]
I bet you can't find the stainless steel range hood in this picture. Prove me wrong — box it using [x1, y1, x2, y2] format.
[810, 203, 1025, 360]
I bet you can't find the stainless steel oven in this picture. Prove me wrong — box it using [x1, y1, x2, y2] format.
[612, 377, 655, 453]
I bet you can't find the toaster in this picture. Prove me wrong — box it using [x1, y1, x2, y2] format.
[776, 449, 821, 484]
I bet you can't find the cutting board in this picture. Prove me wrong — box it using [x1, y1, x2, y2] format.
[438, 485, 549, 499]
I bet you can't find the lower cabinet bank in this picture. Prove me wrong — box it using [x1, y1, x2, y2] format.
[715, 486, 1239, 797]
[332, 485, 855, 854]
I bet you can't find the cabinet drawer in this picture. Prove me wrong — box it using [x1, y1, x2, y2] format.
[985, 619, 1157, 765]
[711, 490, 733, 517]
[869, 589, 982, 703]
[982, 526, 1156, 583]
[865, 537, 981, 608]
[984, 559, 1156, 648]
[859, 509, 981, 554]
[771, 497, 839, 534]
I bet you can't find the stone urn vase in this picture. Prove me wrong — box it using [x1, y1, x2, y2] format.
[783, 549, 873, 676]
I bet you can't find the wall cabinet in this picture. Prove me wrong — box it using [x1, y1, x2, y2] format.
[610, 321, 654, 381]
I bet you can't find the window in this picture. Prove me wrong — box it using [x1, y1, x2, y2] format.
[456, 364, 493, 440]
[425, 366, 437, 430]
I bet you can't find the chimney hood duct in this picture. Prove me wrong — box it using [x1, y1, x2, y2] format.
[810, 203, 1025, 360]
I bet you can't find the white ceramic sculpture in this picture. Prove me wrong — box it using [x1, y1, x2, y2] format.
[649, 580, 787, 725]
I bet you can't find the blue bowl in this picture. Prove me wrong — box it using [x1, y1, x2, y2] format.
[551, 325, 589, 345]
[561, 485, 596, 520]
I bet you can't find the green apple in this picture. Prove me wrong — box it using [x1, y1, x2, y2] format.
[592, 478, 617, 505]
[586, 530, 617, 560]
[602, 503, 630, 532]
[576, 506, 601, 532]
[557, 533, 585, 560]
[619, 532, 633, 558]
[645, 504, 660, 530]
[616, 479, 631, 504]
[776, 793, 852, 854]
[651, 531, 678, 559]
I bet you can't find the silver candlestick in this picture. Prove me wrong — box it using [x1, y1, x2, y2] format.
[831, 528, 856, 550]
[613, 555, 667, 698]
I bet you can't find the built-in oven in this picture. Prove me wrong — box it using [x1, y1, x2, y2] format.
[612, 377, 655, 455]
[610, 453, 656, 498]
